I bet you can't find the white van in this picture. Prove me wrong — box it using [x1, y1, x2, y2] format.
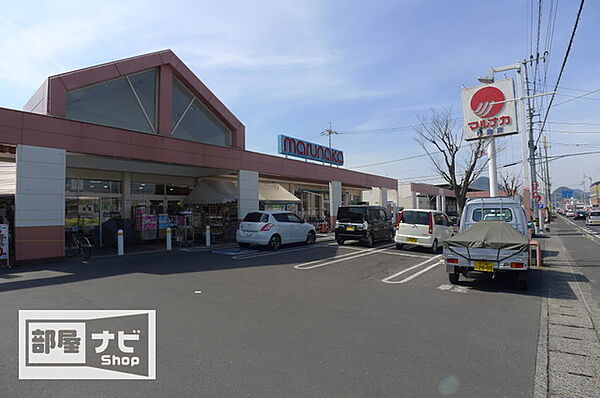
[395, 209, 454, 253]
[586, 210, 600, 226]
[459, 197, 528, 235]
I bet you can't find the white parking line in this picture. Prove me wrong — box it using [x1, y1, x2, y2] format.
[381, 255, 442, 284]
[337, 245, 432, 259]
[232, 242, 335, 260]
[294, 243, 395, 270]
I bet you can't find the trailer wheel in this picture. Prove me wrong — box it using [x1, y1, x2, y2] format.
[449, 272, 459, 285]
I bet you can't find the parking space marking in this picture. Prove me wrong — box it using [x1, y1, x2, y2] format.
[294, 243, 395, 270]
[381, 255, 442, 284]
[232, 242, 336, 260]
[337, 245, 432, 259]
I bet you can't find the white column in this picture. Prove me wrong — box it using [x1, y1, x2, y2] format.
[379, 187, 387, 206]
[237, 170, 259, 219]
[412, 191, 418, 209]
[329, 181, 342, 224]
[488, 138, 498, 197]
[441, 193, 446, 213]
[15, 145, 65, 228]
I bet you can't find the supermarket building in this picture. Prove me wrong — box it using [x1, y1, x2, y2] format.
[0, 50, 396, 262]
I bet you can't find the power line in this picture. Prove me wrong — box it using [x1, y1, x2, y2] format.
[546, 129, 600, 134]
[537, 0, 586, 145]
[337, 117, 463, 135]
[546, 121, 600, 126]
[346, 153, 430, 169]
[552, 87, 600, 107]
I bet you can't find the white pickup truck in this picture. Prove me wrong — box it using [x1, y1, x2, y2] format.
[443, 197, 531, 290]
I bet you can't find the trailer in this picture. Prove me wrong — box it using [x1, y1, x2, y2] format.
[443, 220, 530, 290]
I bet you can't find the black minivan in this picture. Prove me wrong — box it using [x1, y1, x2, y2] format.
[335, 205, 394, 247]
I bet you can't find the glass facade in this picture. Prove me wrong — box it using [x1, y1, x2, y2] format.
[66, 69, 157, 134]
[131, 182, 165, 195]
[171, 78, 231, 146]
[66, 178, 122, 193]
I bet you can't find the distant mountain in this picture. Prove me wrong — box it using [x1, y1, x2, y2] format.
[469, 176, 503, 191]
[552, 186, 587, 202]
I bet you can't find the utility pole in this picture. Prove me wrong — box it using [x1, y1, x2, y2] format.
[542, 135, 552, 224]
[321, 122, 338, 167]
[522, 62, 544, 231]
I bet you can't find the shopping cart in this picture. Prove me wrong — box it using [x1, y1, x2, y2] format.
[173, 225, 195, 247]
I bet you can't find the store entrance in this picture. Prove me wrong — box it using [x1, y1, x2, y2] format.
[66, 196, 122, 246]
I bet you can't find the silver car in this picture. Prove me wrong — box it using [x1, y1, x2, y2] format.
[236, 211, 317, 250]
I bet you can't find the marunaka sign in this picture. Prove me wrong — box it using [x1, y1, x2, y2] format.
[278, 135, 344, 166]
[460, 78, 518, 141]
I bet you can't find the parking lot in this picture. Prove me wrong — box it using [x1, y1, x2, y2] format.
[0, 234, 546, 398]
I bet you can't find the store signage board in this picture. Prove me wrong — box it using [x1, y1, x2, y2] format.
[461, 78, 518, 141]
[278, 135, 344, 166]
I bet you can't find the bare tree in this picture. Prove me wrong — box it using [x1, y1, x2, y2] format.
[500, 172, 522, 198]
[415, 108, 488, 214]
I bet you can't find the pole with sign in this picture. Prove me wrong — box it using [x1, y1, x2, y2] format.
[461, 78, 518, 197]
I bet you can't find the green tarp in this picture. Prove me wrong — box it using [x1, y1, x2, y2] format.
[444, 220, 529, 251]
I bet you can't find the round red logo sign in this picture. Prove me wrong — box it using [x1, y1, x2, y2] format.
[470, 86, 505, 118]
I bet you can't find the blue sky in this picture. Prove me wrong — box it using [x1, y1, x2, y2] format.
[1, 0, 599, 190]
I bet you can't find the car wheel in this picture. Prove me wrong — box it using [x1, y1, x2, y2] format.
[431, 239, 438, 254]
[336, 239, 345, 245]
[449, 272, 459, 285]
[268, 234, 281, 250]
[306, 230, 316, 245]
[395, 243, 404, 250]
[366, 233, 374, 248]
[238, 242, 250, 248]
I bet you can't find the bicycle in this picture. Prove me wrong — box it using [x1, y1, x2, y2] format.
[65, 228, 92, 260]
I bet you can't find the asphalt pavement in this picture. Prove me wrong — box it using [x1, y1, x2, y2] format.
[0, 231, 554, 397]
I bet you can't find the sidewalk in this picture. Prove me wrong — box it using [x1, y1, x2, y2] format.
[534, 228, 600, 397]
[86, 232, 336, 260]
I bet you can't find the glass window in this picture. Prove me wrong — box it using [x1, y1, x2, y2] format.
[243, 212, 268, 223]
[131, 183, 165, 195]
[402, 211, 430, 225]
[172, 78, 193, 126]
[273, 213, 290, 223]
[65, 178, 80, 192]
[171, 78, 232, 146]
[379, 209, 388, 221]
[128, 69, 157, 130]
[287, 213, 303, 223]
[81, 179, 121, 193]
[472, 208, 513, 222]
[337, 207, 367, 222]
[166, 184, 193, 196]
[66, 69, 157, 133]
[434, 213, 445, 226]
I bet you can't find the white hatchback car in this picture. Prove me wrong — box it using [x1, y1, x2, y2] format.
[586, 210, 600, 226]
[395, 209, 454, 253]
[236, 211, 317, 250]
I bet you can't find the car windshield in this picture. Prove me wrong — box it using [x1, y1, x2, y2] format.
[472, 208, 513, 222]
[337, 207, 367, 222]
[402, 211, 430, 225]
[243, 212, 268, 223]
[590, 211, 600, 217]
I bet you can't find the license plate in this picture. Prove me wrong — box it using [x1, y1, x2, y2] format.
[474, 261, 494, 272]
[346, 226, 355, 231]
[407, 237, 418, 243]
